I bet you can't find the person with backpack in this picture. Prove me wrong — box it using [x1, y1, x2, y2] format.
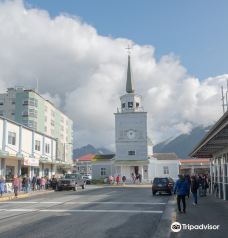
[174, 174, 188, 213]
[191, 175, 199, 205]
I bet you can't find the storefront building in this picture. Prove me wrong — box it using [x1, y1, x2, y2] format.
[179, 159, 210, 175]
[190, 111, 228, 201]
[0, 116, 64, 181]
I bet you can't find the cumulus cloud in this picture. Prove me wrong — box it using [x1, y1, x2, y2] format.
[0, 0, 226, 149]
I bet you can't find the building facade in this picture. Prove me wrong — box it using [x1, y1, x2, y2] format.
[179, 159, 210, 175]
[113, 54, 180, 182]
[0, 116, 59, 180]
[114, 54, 151, 181]
[0, 87, 73, 165]
[190, 111, 228, 200]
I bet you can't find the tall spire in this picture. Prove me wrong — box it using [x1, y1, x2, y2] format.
[126, 54, 134, 93]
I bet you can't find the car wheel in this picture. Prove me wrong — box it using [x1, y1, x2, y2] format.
[152, 191, 156, 196]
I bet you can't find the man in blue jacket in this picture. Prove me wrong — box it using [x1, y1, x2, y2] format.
[174, 174, 188, 213]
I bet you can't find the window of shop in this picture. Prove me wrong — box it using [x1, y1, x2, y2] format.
[45, 143, 50, 154]
[8, 131, 16, 145]
[34, 168, 40, 176]
[6, 166, 15, 181]
[35, 140, 41, 151]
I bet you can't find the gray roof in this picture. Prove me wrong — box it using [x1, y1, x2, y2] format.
[189, 110, 228, 158]
[126, 55, 134, 93]
[153, 153, 179, 160]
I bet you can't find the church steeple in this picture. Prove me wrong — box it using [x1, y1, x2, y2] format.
[126, 54, 134, 93]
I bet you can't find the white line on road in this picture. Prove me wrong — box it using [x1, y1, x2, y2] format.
[0, 209, 163, 214]
[0, 201, 166, 205]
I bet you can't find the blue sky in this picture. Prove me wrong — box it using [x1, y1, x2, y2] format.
[25, 0, 228, 80]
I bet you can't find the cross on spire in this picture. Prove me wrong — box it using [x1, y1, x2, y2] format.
[126, 45, 132, 55]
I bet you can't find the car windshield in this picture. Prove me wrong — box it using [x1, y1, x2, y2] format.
[154, 178, 168, 185]
[64, 174, 80, 179]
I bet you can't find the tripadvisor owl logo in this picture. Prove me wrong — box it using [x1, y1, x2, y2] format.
[171, 222, 182, 232]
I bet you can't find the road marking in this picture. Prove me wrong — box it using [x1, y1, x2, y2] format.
[0, 209, 163, 214]
[0, 201, 166, 205]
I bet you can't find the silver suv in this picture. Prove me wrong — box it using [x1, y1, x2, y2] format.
[56, 173, 86, 191]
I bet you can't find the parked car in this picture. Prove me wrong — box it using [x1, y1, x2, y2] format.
[152, 177, 174, 195]
[56, 173, 86, 191]
[82, 174, 92, 184]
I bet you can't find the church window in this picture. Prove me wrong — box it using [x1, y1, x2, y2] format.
[128, 102, 133, 108]
[136, 102, 139, 107]
[163, 166, 169, 174]
[128, 150, 135, 156]
[101, 168, 106, 176]
[122, 103, 125, 108]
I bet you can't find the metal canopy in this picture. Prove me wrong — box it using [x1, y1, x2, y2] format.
[190, 111, 228, 158]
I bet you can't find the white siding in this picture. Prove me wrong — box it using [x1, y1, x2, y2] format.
[21, 128, 33, 157]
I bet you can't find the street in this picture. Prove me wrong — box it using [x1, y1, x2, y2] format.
[0, 186, 172, 238]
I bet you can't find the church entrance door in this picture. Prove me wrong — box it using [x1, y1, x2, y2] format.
[134, 166, 139, 175]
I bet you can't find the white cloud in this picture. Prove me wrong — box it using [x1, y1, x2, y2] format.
[0, 0, 226, 149]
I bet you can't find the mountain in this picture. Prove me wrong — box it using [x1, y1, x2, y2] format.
[73, 144, 113, 159]
[154, 126, 211, 159]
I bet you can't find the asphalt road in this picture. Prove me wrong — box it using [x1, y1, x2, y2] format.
[0, 186, 172, 238]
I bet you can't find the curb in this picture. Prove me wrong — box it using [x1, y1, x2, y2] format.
[0, 190, 54, 202]
[152, 196, 176, 238]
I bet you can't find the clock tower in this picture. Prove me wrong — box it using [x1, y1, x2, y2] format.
[114, 54, 152, 181]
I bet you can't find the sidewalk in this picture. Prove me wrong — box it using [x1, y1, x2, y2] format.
[170, 195, 228, 238]
[0, 189, 54, 202]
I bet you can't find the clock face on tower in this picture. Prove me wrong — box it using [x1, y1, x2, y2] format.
[127, 130, 136, 139]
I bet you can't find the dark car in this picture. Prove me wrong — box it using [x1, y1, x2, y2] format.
[56, 173, 86, 191]
[82, 174, 92, 184]
[152, 177, 174, 195]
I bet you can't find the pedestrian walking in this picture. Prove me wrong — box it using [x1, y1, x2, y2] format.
[108, 175, 114, 185]
[0, 176, 5, 196]
[22, 175, 29, 193]
[40, 177, 46, 190]
[32, 176, 37, 191]
[122, 175, 126, 185]
[184, 174, 191, 198]
[116, 175, 120, 185]
[12, 176, 20, 197]
[190, 175, 199, 205]
[36, 176, 41, 190]
[174, 174, 188, 213]
[201, 175, 209, 196]
[51, 175, 57, 190]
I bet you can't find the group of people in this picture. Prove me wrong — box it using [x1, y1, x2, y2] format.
[0, 175, 59, 197]
[174, 174, 209, 213]
[131, 173, 142, 184]
[107, 173, 142, 185]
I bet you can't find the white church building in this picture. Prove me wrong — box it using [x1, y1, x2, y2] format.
[113, 54, 179, 182]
